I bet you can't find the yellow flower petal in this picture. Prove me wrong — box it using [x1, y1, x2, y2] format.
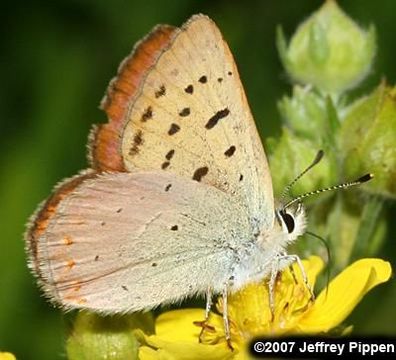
[139, 346, 160, 360]
[156, 309, 205, 342]
[297, 258, 392, 332]
[136, 309, 233, 360]
[0, 353, 16, 360]
[154, 309, 224, 342]
[139, 339, 232, 360]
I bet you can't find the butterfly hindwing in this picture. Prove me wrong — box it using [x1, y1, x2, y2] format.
[26, 170, 97, 278]
[34, 171, 251, 313]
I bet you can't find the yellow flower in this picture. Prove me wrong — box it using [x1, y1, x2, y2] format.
[136, 256, 391, 359]
[0, 353, 16, 360]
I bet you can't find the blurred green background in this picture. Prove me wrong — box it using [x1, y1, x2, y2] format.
[1, 0, 395, 359]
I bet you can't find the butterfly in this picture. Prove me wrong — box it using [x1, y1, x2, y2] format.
[25, 14, 371, 343]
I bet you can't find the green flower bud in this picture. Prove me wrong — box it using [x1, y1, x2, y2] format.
[66, 311, 154, 360]
[278, 85, 328, 141]
[277, 0, 376, 95]
[341, 83, 396, 199]
[267, 128, 336, 200]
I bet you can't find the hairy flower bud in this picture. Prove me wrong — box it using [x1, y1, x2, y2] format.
[277, 0, 376, 95]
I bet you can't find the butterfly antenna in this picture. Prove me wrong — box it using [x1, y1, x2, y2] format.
[283, 173, 373, 210]
[280, 150, 324, 202]
[305, 231, 331, 298]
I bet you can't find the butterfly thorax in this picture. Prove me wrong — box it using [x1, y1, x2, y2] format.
[227, 203, 306, 292]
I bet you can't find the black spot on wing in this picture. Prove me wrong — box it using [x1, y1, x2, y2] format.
[129, 130, 144, 155]
[141, 106, 153, 122]
[165, 184, 172, 192]
[165, 149, 175, 160]
[168, 123, 180, 135]
[205, 108, 230, 129]
[161, 161, 170, 170]
[185, 84, 193, 94]
[224, 145, 236, 157]
[199, 75, 207, 83]
[155, 85, 166, 98]
[170, 225, 178, 231]
[192, 166, 208, 182]
[217, 77, 223, 83]
[179, 107, 190, 117]
[239, 174, 244, 182]
[228, 71, 233, 76]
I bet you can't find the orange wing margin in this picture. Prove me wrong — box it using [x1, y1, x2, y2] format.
[89, 25, 177, 172]
[26, 171, 97, 276]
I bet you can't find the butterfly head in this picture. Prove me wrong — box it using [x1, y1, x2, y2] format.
[272, 152, 373, 245]
[275, 202, 306, 243]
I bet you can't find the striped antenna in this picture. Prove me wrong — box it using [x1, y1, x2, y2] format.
[283, 173, 373, 210]
[280, 150, 324, 202]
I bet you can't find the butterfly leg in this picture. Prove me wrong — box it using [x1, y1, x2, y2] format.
[268, 258, 280, 322]
[278, 254, 315, 302]
[204, 287, 213, 321]
[197, 287, 215, 343]
[288, 265, 298, 284]
[280, 250, 299, 284]
[222, 283, 234, 350]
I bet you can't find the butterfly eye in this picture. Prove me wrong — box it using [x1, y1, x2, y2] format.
[279, 210, 295, 234]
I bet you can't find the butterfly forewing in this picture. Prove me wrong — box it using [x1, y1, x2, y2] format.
[89, 24, 177, 172]
[94, 14, 274, 229]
